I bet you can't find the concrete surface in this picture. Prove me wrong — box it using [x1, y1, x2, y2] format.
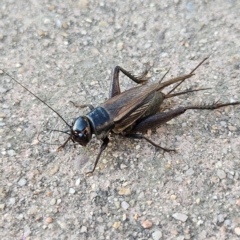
[0, 0, 240, 239]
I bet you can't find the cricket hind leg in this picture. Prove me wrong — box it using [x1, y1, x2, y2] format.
[110, 66, 150, 98]
[133, 101, 240, 132]
[127, 101, 240, 149]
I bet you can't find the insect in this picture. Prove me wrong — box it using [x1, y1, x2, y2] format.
[1, 58, 240, 175]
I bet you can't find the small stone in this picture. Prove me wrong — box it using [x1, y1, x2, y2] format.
[91, 48, 100, 55]
[120, 164, 127, 169]
[122, 213, 127, 221]
[184, 234, 191, 239]
[228, 125, 237, 131]
[197, 220, 204, 225]
[69, 188, 75, 194]
[78, 0, 88, 9]
[49, 165, 59, 175]
[56, 20, 62, 28]
[7, 149, 16, 156]
[141, 220, 152, 229]
[224, 219, 231, 227]
[136, 145, 140, 150]
[46, 192, 52, 197]
[91, 184, 96, 190]
[0, 204, 5, 210]
[43, 18, 51, 24]
[0, 87, 7, 93]
[9, 198, 15, 204]
[85, 18, 92, 23]
[17, 214, 24, 220]
[48, 5, 55, 11]
[27, 205, 38, 215]
[114, 201, 120, 209]
[171, 230, 178, 235]
[134, 213, 139, 220]
[172, 213, 188, 222]
[31, 139, 39, 145]
[161, 52, 168, 58]
[152, 230, 162, 240]
[165, 163, 171, 169]
[113, 221, 121, 229]
[57, 221, 68, 230]
[38, 30, 47, 36]
[0, 187, 8, 198]
[62, 22, 68, 29]
[0, 113, 6, 118]
[221, 226, 227, 232]
[80, 226, 87, 233]
[218, 214, 225, 223]
[118, 188, 131, 195]
[170, 195, 177, 200]
[217, 169, 226, 179]
[42, 225, 47, 229]
[18, 178, 27, 186]
[117, 42, 124, 51]
[46, 217, 53, 223]
[98, 21, 108, 27]
[121, 201, 130, 210]
[235, 227, 240, 235]
[176, 236, 184, 240]
[196, 198, 201, 204]
[33, 215, 40, 222]
[75, 178, 81, 186]
[50, 199, 56, 205]
[186, 168, 194, 176]
[220, 121, 227, 127]
[236, 199, 240, 205]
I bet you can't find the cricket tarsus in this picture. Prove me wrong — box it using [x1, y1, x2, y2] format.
[58, 137, 72, 151]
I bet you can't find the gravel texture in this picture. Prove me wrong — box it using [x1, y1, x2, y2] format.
[0, 0, 240, 239]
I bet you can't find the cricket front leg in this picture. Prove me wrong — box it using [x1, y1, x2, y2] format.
[85, 137, 109, 175]
[110, 66, 149, 98]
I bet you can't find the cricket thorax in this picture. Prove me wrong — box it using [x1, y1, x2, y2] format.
[87, 107, 114, 140]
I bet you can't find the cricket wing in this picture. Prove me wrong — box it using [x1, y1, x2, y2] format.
[114, 91, 157, 132]
[102, 83, 160, 132]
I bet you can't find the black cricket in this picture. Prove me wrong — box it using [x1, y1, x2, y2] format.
[2, 58, 240, 174]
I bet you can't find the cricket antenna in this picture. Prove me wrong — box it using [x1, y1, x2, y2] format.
[0, 69, 71, 128]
